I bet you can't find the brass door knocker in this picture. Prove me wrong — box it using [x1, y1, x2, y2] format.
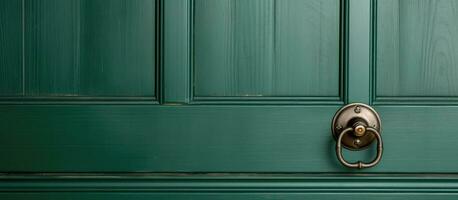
[331, 103, 383, 169]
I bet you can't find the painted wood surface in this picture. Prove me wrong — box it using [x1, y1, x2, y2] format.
[163, 0, 190, 103]
[1, 194, 457, 200]
[376, 0, 458, 97]
[0, 105, 457, 173]
[193, 0, 340, 98]
[1, 175, 458, 199]
[0, 0, 22, 96]
[347, 0, 370, 103]
[0, 0, 156, 98]
[1, 0, 458, 197]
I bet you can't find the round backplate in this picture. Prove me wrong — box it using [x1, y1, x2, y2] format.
[331, 103, 381, 150]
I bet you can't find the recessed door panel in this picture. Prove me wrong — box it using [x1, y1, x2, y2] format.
[193, 0, 341, 100]
[376, 0, 458, 99]
[0, 0, 157, 99]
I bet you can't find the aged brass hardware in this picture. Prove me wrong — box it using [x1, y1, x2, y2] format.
[331, 103, 383, 169]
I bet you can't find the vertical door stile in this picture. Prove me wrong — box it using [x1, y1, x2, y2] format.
[347, 0, 371, 104]
[163, 0, 191, 104]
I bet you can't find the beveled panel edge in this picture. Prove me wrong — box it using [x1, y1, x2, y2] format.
[0, 0, 162, 105]
[189, 0, 348, 105]
[369, 0, 377, 105]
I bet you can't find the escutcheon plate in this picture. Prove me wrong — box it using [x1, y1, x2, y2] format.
[331, 103, 381, 150]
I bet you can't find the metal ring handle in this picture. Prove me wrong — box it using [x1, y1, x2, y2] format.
[336, 127, 383, 169]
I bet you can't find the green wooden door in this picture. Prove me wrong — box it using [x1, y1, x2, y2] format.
[1, 0, 458, 199]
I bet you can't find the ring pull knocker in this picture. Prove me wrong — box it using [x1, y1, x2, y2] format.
[336, 127, 383, 169]
[331, 103, 383, 169]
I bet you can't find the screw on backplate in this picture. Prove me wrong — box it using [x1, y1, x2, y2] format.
[354, 106, 361, 113]
[336, 125, 342, 130]
[354, 139, 361, 146]
[371, 124, 377, 128]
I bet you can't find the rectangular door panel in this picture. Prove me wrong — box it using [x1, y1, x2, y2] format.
[193, 0, 341, 101]
[0, 105, 457, 173]
[376, 0, 458, 100]
[0, 0, 157, 99]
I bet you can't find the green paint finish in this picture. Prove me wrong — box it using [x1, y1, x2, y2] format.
[163, 0, 190, 103]
[2, 105, 458, 173]
[2, 194, 458, 200]
[2, 0, 458, 197]
[0, 105, 343, 172]
[1, 175, 458, 199]
[347, 0, 370, 104]
[376, 0, 458, 97]
[193, 0, 340, 98]
[3, 175, 458, 192]
[2, 0, 157, 98]
[0, 0, 22, 96]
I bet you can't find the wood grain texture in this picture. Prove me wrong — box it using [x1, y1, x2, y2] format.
[24, 0, 156, 97]
[163, 0, 190, 103]
[347, 0, 370, 103]
[193, 0, 340, 98]
[0, 0, 23, 96]
[2, 105, 458, 173]
[0, 105, 341, 172]
[376, 0, 458, 97]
